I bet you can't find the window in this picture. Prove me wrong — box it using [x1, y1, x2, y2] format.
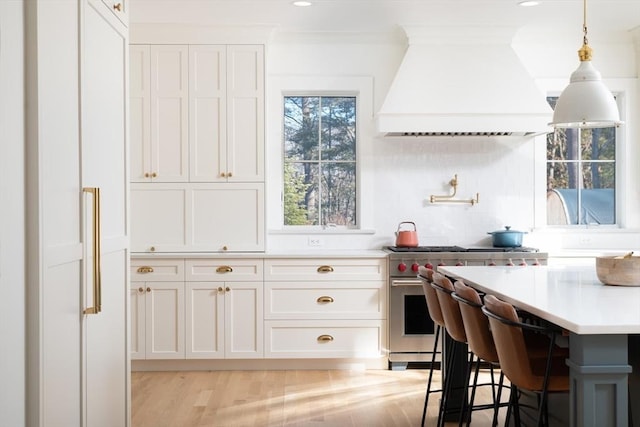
[283, 95, 357, 227]
[546, 96, 616, 226]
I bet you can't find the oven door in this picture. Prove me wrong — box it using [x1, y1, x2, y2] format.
[389, 278, 436, 366]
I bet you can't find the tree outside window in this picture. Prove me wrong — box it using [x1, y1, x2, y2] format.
[546, 97, 616, 225]
[283, 96, 357, 227]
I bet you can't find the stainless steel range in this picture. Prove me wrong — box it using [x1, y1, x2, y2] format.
[386, 245, 547, 370]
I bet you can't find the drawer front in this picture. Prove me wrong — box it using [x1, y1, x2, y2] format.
[185, 259, 264, 281]
[264, 320, 386, 359]
[130, 259, 185, 281]
[264, 258, 386, 281]
[265, 281, 386, 320]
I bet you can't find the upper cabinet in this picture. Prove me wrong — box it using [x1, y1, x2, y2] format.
[190, 45, 265, 182]
[130, 45, 189, 182]
[130, 44, 264, 183]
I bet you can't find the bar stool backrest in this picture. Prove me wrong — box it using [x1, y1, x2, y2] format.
[418, 267, 444, 328]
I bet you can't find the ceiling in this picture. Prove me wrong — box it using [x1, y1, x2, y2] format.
[130, 0, 640, 39]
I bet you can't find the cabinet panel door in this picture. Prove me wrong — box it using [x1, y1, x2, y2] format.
[150, 45, 188, 182]
[130, 284, 146, 359]
[130, 185, 187, 252]
[130, 45, 151, 182]
[146, 281, 185, 359]
[189, 45, 226, 182]
[225, 281, 263, 358]
[185, 282, 224, 359]
[189, 183, 264, 251]
[226, 45, 264, 182]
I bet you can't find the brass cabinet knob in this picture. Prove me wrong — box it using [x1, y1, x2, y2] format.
[138, 287, 144, 293]
[216, 266, 233, 273]
[150, 246, 155, 252]
[317, 335, 334, 342]
[113, 2, 122, 11]
[220, 172, 226, 178]
[317, 265, 334, 273]
[137, 266, 154, 274]
[222, 246, 228, 251]
[227, 172, 232, 177]
[316, 296, 334, 303]
[225, 286, 230, 292]
[151, 172, 157, 178]
[217, 287, 224, 292]
[144, 172, 150, 178]
[146, 287, 151, 292]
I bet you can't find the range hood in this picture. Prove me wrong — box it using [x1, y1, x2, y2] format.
[376, 26, 553, 138]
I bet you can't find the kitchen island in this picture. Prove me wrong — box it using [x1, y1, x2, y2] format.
[438, 264, 639, 427]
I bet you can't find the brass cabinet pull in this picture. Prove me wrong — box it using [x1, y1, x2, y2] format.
[317, 335, 334, 342]
[225, 286, 231, 292]
[227, 172, 232, 177]
[150, 246, 156, 252]
[146, 287, 151, 292]
[216, 266, 233, 273]
[220, 172, 226, 178]
[317, 296, 334, 303]
[138, 287, 144, 293]
[222, 246, 228, 251]
[137, 266, 154, 274]
[317, 265, 334, 273]
[113, 2, 122, 11]
[144, 172, 150, 178]
[151, 172, 157, 178]
[217, 287, 224, 292]
[83, 187, 102, 315]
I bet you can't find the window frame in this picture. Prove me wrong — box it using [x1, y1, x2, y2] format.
[536, 78, 634, 231]
[266, 75, 375, 234]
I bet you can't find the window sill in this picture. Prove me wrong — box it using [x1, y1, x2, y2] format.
[268, 228, 376, 235]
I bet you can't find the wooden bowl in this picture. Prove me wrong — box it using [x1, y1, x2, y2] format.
[596, 255, 640, 286]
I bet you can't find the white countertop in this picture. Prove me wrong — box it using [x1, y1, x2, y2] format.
[438, 265, 640, 335]
[131, 249, 388, 259]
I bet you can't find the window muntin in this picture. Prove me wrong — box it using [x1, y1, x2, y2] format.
[283, 96, 357, 227]
[546, 96, 616, 225]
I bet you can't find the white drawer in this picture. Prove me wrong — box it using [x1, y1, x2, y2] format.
[264, 258, 386, 281]
[130, 259, 185, 281]
[265, 281, 386, 320]
[264, 320, 386, 359]
[185, 259, 264, 281]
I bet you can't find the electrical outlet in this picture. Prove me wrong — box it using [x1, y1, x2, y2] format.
[308, 237, 324, 247]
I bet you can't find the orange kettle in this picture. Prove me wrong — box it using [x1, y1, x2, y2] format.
[395, 221, 419, 247]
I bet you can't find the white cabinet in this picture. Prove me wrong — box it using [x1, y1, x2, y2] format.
[99, 0, 128, 25]
[264, 258, 387, 359]
[130, 45, 189, 182]
[27, 0, 129, 425]
[130, 183, 264, 252]
[189, 45, 264, 182]
[130, 260, 185, 359]
[185, 259, 264, 358]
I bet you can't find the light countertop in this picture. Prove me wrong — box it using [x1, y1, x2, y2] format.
[130, 249, 388, 259]
[438, 265, 640, 335]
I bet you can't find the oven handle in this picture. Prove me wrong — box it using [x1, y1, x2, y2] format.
[391, 278, 424, 287]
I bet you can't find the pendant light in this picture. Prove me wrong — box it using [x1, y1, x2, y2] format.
[550, 0, 622, 129]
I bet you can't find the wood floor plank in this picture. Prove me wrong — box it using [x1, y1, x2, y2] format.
[131, 368, 509, 427]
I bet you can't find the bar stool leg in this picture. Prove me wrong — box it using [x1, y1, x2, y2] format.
[421, 325, 442, 426]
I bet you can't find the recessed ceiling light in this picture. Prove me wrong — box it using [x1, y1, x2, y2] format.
[293, 1, 312, 6]
[518, 1, 540, 6]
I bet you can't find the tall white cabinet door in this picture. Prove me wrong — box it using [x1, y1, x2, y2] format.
[185, 282, 225, 359]
[225, 281, 263, 358]
[189, 45, 227, 182]
[130, 285, 146, 360]
[145, 282, 185, 359]
[150, 45, 189, 182]
[226, 45, 264, 182]
[81, 1, 129, 426]
[129, 45, 151, 182]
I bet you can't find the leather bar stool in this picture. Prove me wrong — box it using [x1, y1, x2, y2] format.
[482, 294, 570, 427]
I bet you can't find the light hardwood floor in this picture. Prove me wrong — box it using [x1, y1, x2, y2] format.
[132, 368, 509, 426]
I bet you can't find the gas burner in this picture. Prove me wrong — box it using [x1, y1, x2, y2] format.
[386, 246, 466, 253]
[465, 247, 540, 253]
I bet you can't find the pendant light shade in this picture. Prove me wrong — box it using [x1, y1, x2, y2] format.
[549, 0, 622, 129]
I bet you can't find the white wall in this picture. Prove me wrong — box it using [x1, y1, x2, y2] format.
[0, 2, 26, 426]
[265, 30, 640, 252]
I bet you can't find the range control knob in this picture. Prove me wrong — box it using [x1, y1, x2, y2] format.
[488, 260, 497, 266]
[506, 258, 514, 266]
[398, 262, 407, 272]
[532, 259, 541, 266]
[411, 263, 420, 272]
[424, 262, 434, 270]
[438, 261, 446, 267]
[519, 259, 528, 266]
[455, 261, 464, 266]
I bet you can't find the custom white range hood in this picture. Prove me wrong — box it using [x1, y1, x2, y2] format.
[377, 26, 553, 139]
